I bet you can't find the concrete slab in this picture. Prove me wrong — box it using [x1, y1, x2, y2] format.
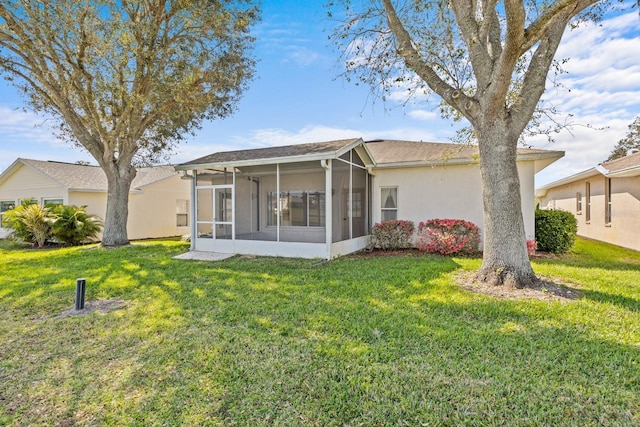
[173, 251, 235, 261]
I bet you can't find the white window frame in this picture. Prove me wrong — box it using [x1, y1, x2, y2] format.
[42, 198, 63, 206]
[0, 200, 16, 227]
[267, 190, 326, 228]
[380, 186, 398, 221]
[177, 199, 189, 227]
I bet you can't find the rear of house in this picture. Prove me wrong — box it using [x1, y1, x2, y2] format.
[536, 151, 640, 251]
[177, 138, 563, 258]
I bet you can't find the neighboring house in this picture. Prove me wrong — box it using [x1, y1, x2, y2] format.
[0, 158, 191, 240]
[176, 138, 563, 258]
[536, 150, 640, 252]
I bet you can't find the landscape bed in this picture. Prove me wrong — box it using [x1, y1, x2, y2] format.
[0, 237, 638, 426]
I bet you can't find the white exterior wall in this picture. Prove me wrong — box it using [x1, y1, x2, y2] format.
[371, 161, 538, 246]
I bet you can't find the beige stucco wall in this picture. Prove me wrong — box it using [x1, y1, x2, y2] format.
[371, 160, 538, 245]
[538, 174, 640, 251]
[1, 163, 191, 241]
[128, 174, 191, 240]
[0, 164, 68, 205]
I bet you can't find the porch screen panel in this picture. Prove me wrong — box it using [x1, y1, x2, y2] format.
[235, 168, 267, 241]
[196, 188, 213, 238]
[332, 159, 350, 243]
[352, 164, 367, 238]
[265, 162, 326, 243]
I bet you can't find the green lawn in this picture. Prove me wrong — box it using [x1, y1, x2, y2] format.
[0, 238, 638, 426]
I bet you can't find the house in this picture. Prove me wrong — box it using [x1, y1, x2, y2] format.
[536, 150, 640, 251]
[175, 138, 563, 258]
[0, 158, 191, 240]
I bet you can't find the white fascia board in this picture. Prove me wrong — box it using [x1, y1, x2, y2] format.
[536, 167, 599, 196]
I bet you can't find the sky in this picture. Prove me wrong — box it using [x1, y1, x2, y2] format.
[0, 2, 639, 187]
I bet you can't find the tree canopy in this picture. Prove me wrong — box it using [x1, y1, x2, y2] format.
[0, 0, 259, 246]
[329, 0, 626, 287]
[607, 115, 640, 161]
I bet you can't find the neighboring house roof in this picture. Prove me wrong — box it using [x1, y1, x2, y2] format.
[536, 150, 640, 197]
[0, 158, 180, 193]
[177, 138, 563, 173]
[595, 150, 640, 178]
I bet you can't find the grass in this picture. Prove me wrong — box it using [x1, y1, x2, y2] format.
[0, 237, 638, 426]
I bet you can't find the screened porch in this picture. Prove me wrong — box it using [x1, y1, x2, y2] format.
[181, 141, 374, 259]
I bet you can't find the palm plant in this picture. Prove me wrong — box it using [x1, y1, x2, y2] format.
[51, 205, 103, 246]
[5, 202, 54, 247]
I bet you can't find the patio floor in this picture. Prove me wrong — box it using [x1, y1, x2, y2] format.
[172, 251, 235, 261]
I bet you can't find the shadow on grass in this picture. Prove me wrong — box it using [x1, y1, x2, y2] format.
[0, 243, 639, 425]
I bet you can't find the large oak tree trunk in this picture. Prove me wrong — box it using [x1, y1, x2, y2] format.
[101, 163, 136, 247]
[475, 119, 538, 288]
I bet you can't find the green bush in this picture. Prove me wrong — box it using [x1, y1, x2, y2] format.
[2, 202, 103, 247]
[51, 205, 103, 246]
[535, 209, 577, 253]
[370, 220, 415, 250]
[1, 199, 37, 243]
[2, 202, 53, 247]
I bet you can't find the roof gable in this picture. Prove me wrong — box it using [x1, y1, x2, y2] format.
[0, 159, 180, 192]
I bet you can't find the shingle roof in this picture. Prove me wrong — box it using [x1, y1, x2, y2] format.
[600, 150, 640, 174]
[178, 138, 563, 170]
[179, 138, 363, 167]
[365, 139, 561, 164]
[7, 159, 178, 192]
[537, 150, 640, 195]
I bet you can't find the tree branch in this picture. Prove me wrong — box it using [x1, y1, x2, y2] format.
[381, 0, 478, 120]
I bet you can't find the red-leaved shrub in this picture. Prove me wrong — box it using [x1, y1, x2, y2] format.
[370, 220, 415, 250]
[415, 219, 480, 255]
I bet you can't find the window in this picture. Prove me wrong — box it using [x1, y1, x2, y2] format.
[576, 192, 582, 214]
[605, 178, 612, 225]
[176, 199, 189, 227]
[43, 198, 63, 206]
[380, 187, 398, 221]
[0, 200, 15, 226]
[585, 182, 591, 223]
[267, 191, 325, 227]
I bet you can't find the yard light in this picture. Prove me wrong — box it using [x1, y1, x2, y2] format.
[75, 278, 86, 310]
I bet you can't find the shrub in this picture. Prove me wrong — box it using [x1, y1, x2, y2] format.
[370, 220, 415, 250]
[416, 218, 480, 255]
[3, 202, 53, 247]
[535, 209, 577, 253]
[51, 205, 103, 246]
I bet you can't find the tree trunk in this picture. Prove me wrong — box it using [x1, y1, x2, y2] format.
[475, 119, 538, 288]
[101, 163, 136, 247]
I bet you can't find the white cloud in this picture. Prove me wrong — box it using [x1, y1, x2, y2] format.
[283, 46, 321, 67]
[531, 10, 640, 186]
[408, 109, 438, 121]
[0, 106, 95, 172]
[172, 123, 446, 164]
